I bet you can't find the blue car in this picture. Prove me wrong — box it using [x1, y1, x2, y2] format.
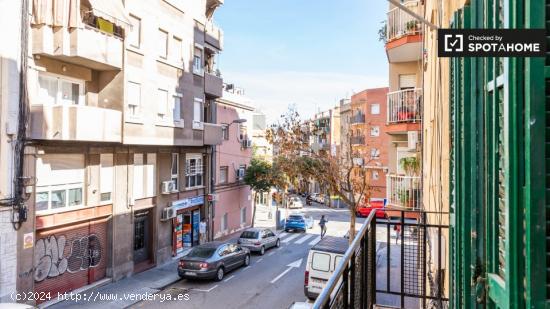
[285, 214, 314, 232]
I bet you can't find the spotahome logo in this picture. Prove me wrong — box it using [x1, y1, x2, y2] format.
[438, 29, 546, 57]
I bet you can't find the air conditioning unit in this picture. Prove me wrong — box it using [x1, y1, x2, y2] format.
[160, 207, 177, 221]
[242, 139, 252, 148]
[161, 180, 177, 194]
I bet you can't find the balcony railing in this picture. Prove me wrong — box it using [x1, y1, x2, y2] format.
[205, 20, 224, 50]
[386, 0, 422, 42]
[387, 88, 422, 124]
[350, 136, 365, 145]
[351, 113, 366, 125]
[313, 210, 449, 309]
[386, 175, 421, 209]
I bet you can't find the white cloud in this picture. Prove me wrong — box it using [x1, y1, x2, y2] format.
[222, 70, 388, 123]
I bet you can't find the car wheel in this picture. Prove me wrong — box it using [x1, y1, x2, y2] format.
[260, 246, 265, 255]
[215, 267, 224, 281]
[244, 254, 250, 266]
[276, 239, 280, 247]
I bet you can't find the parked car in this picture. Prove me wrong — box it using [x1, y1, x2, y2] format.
[237, 228, 280, 255]
[304, 236, 349, 300]
[355, 200, 387, 219]
[288, 196, 304, 209]
[178, 241, 250, 281]
[285, 214, 314, 232]
[310, 193, 326, 204]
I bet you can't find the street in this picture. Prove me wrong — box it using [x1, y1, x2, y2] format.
[132, 201, 365, 309]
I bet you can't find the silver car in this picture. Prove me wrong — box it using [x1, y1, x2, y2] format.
[237, 228, 280, 255]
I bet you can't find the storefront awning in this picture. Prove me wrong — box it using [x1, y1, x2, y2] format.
[87, 0, 131, 29]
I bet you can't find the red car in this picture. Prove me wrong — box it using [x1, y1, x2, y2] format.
[355, 200, 387, 218]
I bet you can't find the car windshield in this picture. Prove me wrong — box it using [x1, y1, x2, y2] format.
[187, 247, 216, 258]
[240, 231, 258, 239]
[288, 215, 304, 221]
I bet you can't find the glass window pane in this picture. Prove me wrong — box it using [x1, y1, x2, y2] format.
[312, 253, 331, 271]
[129, 15, 141, 48]
[36, 191, 49, 211]
[60, 80, 79, 105]
[158, 29, 168, 58]
[194, 100, 202, 122]
[173, 96, 181, 121]
[68, 188, 82, 206]
[38, 75, 57, 105]
[51, 190, 66, 209]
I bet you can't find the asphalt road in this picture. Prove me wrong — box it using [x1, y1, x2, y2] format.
[132, 201, 364, 309]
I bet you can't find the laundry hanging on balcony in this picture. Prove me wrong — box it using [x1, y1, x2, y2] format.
[85, 0, 131, 30]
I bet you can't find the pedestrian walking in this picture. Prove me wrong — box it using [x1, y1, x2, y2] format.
[394, 223, 401, 244]
[319, 215, 328, 238]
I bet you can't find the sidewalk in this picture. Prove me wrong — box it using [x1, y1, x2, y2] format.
[45, 229, 250, 309]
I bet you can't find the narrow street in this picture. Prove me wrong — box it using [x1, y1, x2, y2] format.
[132, 201, 366, 309]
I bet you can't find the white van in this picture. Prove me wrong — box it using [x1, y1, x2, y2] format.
[304, 236, 349, 300]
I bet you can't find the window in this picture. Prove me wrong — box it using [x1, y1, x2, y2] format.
[237, 165, 246, 181]
[157, 89, 169, 121]
[158, 29, 168, 59]
[372, 170, 379, 180]
[221, 213, 228, 231]
[334, 255, 343, 270]
[127, 81, 141, 116]
[171, 153, 179, 189]
[193, 98, 203, 129]
[370, 126, 380, 137]
[371, 104, 380, 115]
[185, 154, 203, 188]
[133, 153, 156, 199]
[35, 154, 85, 212]
[133, 154, 144, 199]
[219, 166, 228, 184]
[38, 73, 83, 106]
[399, 74, 416, 89]
[172, 36, 183, 62]
[193, 47, 203, 74]
[222, 125, 229, 140]
[312, 252, 331, 272]
[128, 15, 141, 48]
[370, 148, 380, 159]
[240, 207, 247, 224]
[239, 124, 248, 141]
[100, 154, 114, 203]
[173, 94, 182, 123]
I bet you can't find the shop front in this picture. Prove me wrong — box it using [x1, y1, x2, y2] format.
[172, 196, 203, 256]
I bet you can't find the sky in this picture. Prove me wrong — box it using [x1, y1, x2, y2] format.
[215, 0, 389, 123]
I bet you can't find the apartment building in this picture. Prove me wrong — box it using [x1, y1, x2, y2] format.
[384, 0, 423, 212]
[349, 88, 389, 203]
[214, 84, 253, 239]
[421, 0, 547, 307]
[308, 109, 332, 196]
[16, 0, 224, 303]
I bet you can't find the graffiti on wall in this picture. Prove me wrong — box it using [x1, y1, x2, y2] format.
[34, 234, 102, 282]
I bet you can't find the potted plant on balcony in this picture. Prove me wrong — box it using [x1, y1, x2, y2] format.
[406, 20, 420, 33]
[399, 156, 421, 209]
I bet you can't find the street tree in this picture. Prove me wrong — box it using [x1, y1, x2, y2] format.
[244, 158, 274, 227]
[266, 108, 375, 241]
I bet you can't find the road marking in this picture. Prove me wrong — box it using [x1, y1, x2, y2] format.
[278, 232, 289, 239]
[223, 275, 235, 282]
[257, 258, 263, 263]
[309, 236, 321, 246]
[282, 233, 300, 243]
[270, 258, 303, 284]
[267, 251, 275, 256]
[191, 285, 218, 292]
[241, 266, 250, 271]
[295, 234, 314, 244]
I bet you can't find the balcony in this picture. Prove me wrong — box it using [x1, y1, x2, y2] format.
[205, 21, 224, 50]
[203, 123, 224, 145]
[350, 113, 366, 125]
[205, 71, 223, 98]
[386, 174, 421, 209]
[32, 25, 123, 70]
[352, 157, 364, 166]
[386, 88, 422, 133]
[385, 0, 423, 62]
[350, 136, 365, 145]
[30, 105, 122, 142]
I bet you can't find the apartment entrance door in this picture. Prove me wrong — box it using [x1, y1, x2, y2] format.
[133, 210, 152, 265]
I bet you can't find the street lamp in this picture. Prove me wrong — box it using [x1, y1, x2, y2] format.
[230, 118, 247, 125]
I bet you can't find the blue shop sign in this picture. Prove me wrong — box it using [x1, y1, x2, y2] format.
[171, 196, 204, 211]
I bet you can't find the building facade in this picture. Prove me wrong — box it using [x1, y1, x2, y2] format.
[384, 0, 423, 211]
[213, 84, 253, 239]
[350, 88, 389, 203]
[14, 0, 224, 304]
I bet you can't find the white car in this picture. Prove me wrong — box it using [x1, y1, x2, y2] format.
[288, 196, 303, 209]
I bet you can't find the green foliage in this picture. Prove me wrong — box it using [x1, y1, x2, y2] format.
[399, 156, 420, 176]
[244, 158, 273, 193]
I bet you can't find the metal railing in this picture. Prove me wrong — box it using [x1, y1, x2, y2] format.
[386, 175, 421, 209]
[387, 89, 422, 124]
[386, 0, 422, 42]
[351, 113, 366, 124]
[313, 210, 449, 309]
[350, 136, 365, 145]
